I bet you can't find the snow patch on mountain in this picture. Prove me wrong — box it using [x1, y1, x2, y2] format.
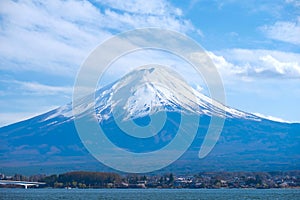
[41, 104, 73, 122]
[253, 112, 292, 123]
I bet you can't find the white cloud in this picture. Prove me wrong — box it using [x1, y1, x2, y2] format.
[205, 49, 300, 124]
[207, 51, 246, 77]
[209, 49, 300, 80]
[259, 55, 300, 75]
[261, 17, 300, 45]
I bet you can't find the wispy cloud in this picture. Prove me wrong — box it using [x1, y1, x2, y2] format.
[0, 0, 109, 76]
[0, 0, 198, 76]
[15, 81, 72, 95]
[93, 0, 196, 34]
[1, 79, 72, 96]
[96, 0, 183, 16]
[260, 17, 300, 45]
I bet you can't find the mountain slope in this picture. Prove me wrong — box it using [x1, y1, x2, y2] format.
[0, 67, 299, 175]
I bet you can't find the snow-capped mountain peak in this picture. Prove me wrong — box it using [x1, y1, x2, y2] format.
[93, 66, 259, 121]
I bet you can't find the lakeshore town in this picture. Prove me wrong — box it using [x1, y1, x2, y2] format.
[0, 171, 299, 189]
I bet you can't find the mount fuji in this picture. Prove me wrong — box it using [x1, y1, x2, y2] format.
[0, 66, 299, 175]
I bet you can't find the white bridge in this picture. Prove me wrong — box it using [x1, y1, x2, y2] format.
[0, 180, 46, 189]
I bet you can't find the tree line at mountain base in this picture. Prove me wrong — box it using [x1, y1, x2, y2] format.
[1, 171, 300, 189]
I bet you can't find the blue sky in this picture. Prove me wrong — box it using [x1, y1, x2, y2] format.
[0, 0, 299, 126]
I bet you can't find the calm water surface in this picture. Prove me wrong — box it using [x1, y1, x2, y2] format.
[1, 188, 299, 200]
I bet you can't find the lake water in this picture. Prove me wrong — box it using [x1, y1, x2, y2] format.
[1, 188, 300, 200]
